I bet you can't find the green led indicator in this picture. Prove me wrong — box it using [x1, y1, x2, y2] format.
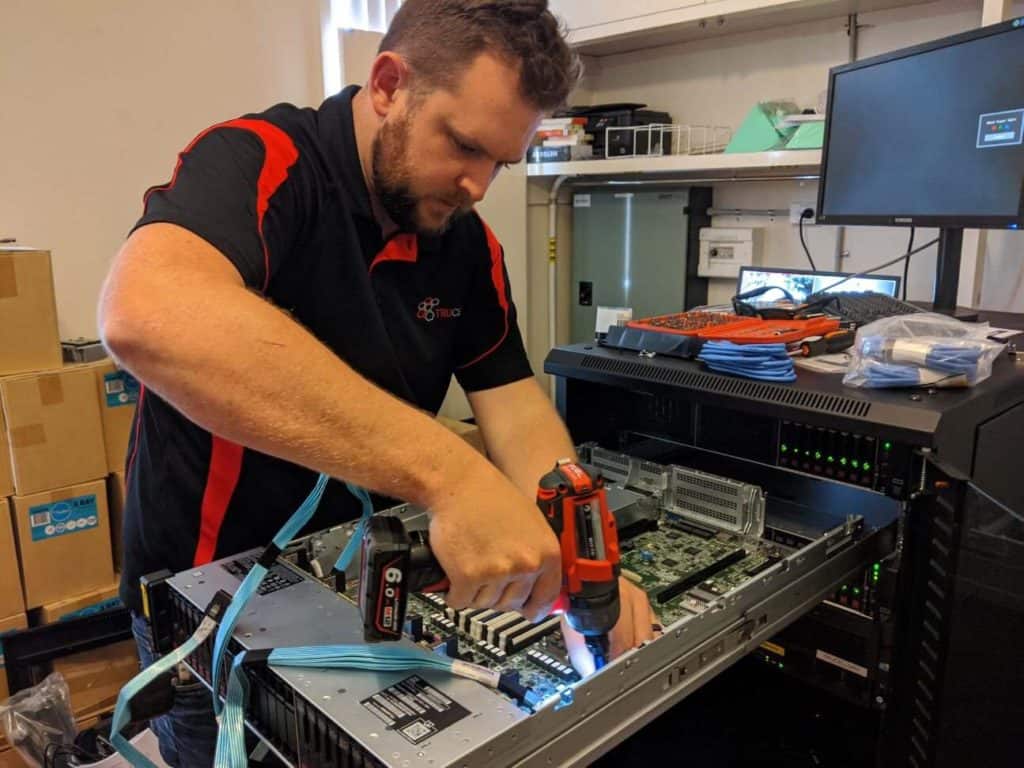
[853, 588, 861, 595]
[840, 457, 848, 466]
[779, 663, 785, 669]
[814, 451, 822, 460]
[851, 460, 860, 469]
[873, 563, 881, 571]
[827, 455, 835, 463]
[884, 441, 892, 451]
[781, 444, 788, 453]
[863, 462, 872, 471]
[805, 450, 811, 457]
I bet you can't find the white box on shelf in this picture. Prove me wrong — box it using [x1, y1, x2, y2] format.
[698, 228, 764, 278]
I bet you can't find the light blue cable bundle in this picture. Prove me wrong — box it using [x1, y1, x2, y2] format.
[114, 474, 477, 768]
[698, 341, 797, 383]
[860, 337, 986, 381]
[210, 473, 330, 715]
[215, 646, 496, 767]
[110, 605, 227, 768]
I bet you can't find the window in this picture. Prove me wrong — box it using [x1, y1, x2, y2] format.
[336, 0, 403, 33]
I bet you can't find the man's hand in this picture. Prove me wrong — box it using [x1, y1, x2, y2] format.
[428, 469, 562, 622]
[562, 577, 661, 676]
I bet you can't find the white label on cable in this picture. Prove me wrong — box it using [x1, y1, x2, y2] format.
[451, 660, 501, 688]
[573, 193, 591, 208]
[891, 339, 932, 367]
[815, 649, 868, 678]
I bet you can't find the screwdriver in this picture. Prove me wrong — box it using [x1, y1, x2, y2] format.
[790, 329, 855, 358]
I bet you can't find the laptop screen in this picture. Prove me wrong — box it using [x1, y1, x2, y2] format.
[736, 267, 900, 303]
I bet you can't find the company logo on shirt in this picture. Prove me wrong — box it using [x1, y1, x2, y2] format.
[416, 297, 462, 322]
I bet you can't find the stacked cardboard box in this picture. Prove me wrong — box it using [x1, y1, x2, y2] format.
[0, 246, 139, 726]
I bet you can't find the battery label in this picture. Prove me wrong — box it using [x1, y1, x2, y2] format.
[361, 675, 470, 745]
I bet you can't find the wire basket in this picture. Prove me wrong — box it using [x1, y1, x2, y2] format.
[604, 123, 733, 159]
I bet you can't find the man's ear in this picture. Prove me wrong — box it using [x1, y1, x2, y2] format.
[367, 52, 409, 119]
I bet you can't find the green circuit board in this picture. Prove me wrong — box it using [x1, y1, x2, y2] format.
[620, 517, 783, 624]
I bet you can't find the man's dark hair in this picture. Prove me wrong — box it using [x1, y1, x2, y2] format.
[379, 0, 581, 111]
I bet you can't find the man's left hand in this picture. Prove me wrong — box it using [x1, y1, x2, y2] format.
[561, 577, 662, 676]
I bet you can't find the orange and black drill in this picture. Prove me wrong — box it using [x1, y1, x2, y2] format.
[359, 460, 621, 669]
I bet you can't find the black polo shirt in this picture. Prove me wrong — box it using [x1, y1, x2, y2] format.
[119, 86, 532, 613]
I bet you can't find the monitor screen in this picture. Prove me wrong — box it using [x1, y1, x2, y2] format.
[818, 19, 1024, 228]
[738, 267, 899, 303]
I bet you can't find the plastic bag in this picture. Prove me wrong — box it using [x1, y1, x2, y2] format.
[0, 672, 76, 768]
[843, 313, 1004, 389]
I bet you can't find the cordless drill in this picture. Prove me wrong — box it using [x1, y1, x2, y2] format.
[359, 461, 621, 668]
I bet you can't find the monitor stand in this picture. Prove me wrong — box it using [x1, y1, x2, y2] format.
[928, 227, 979, 321]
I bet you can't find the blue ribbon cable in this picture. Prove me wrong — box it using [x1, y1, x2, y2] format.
[210, 473, 330, 715]
[111, 606, 224, 767]
[332, 483, 375, 574]
[117, 475, 481, 768]
[215, 646, 498, 767]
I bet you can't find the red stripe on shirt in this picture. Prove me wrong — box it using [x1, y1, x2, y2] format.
[192, 436, 245, 567]
[458, 219, 511, 369]
[141, 118, 299, 293]
[368, 233, 418, 273]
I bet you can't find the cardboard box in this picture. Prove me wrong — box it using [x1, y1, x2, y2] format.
[89, 359, 139, 474]
[0, 413, 11, 497]
[0, 365, 107, 495]
[0, 500, 25, 618]
[108, 471, 126, 571]
[53, 638, 138, 718]
[0, 247, 62, 377]
[0, 612, 28, 701]
[35, 578, 121, 626]
[10, 479, 115, 608]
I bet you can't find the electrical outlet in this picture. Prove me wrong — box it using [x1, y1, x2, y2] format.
[790, 203, 816, 224]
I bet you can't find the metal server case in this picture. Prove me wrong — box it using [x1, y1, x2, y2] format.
[544, 336, 1024, 767]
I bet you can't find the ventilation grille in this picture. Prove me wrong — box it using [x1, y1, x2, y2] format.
[579, 355, 871, 417]
[668, 466, 766, 536]
[168, 590, 385, 768]
[906, 492, 957, 766]
[590, 447, 669, 493]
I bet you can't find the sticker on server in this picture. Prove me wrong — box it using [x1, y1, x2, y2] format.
[360, 675, 470, 745]
[815, 649, 868, 678]
[104, 371, 140, 407]
[29, 495, 99, 542]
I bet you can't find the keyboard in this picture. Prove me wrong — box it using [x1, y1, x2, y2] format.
[811, 291, 922, 327]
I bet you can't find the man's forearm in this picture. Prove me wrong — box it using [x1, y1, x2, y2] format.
[469, 377, 577, 498]
[100, 226, 492, 509]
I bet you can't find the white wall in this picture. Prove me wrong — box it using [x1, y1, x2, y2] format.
[1, 0, 325, 340]
[527, 0, 1024, 376]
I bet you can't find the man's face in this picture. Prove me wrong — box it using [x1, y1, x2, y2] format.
[372, 53, 543, 235]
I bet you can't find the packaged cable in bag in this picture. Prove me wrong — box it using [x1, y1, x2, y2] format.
[0, 672, 76, 768]
[844, 313, 1004, 389]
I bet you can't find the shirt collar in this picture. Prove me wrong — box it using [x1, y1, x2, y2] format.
[319, 85, 374, 220]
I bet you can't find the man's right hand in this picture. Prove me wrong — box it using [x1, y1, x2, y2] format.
[427, 469, 562, 622]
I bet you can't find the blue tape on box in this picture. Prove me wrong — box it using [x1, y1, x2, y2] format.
[104, 371, 140, 407]
[29, 494, 100, 542]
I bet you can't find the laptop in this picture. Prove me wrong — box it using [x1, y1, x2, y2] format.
[736, 266, 901, 303]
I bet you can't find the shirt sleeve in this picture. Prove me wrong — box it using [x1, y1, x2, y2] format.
[453, 216, 534, 392]
[131, 118, 303, 292]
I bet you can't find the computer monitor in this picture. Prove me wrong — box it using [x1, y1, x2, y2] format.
[737, 267, 900, 303]
[817, 18, 1024, 311]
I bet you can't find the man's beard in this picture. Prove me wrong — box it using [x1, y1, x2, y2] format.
[371, 112, 469, 235]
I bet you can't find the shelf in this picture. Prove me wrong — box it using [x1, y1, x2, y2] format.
[525, 149, 821, 181]
[566, 0, 932, 57]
